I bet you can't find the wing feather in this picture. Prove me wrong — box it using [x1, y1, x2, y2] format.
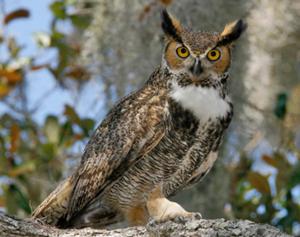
[66, 89, 168, 221]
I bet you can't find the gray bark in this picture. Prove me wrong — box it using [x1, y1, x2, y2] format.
[0, 212, 291, 237]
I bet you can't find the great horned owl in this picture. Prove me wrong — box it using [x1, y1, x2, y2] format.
[32, 10, 246, 228]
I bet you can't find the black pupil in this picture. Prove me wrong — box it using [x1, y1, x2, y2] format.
[181, 48, 186, 53]
[211, 51, 216, 57]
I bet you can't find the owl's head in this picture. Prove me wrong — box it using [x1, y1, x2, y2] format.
[161, 10, 246, 86]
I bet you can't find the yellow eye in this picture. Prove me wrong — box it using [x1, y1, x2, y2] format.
[207, 49, 221, 61]
[176, 46, 190, 58]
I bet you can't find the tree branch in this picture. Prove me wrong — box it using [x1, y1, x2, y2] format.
[0, 212, 291, 237]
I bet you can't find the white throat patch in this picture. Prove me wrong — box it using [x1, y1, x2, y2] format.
[170, 81, 230, 123]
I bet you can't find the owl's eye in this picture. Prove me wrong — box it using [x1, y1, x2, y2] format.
[207, 49, 221, 61]
[176, 46, 190, 58]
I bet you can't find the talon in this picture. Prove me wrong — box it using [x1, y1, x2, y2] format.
[171, 212, 202, 223]
[173, 215, 188, 224]
[147, 186, 196, 223]
[193, 212, 202, 220]
[148, 218, 158, 227]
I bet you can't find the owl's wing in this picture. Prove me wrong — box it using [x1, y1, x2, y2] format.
[66, 89, 168, 221]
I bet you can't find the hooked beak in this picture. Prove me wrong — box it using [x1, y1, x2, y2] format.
[190, 58, 203, 76]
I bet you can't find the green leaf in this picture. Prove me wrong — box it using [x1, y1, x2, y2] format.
[59, 121, 74, 146]
[8, 184, 31, 214]
[66, 0, 77, 5]
[0, 135, 6, 163]
[287, 163, 300, 189]
[80, 118, 95, 136]
[50, 1, 67, 19]
[40, 143, 56, 161]
[44, 115, 60, 144]
[64, 105, 80, 124]
[274, 153, 292, 192]
[51, 30, 65, 42]
[70, 15, 90, 29]
[274, 93, 288, 120]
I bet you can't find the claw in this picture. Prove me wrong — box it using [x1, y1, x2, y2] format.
[192, 212, 202, 220]
[173, 215, 188, 224]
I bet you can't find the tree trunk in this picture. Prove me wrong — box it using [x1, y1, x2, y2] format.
[0, 212, 291, 237]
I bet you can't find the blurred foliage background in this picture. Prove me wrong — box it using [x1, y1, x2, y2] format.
[0, 0, 299, 235]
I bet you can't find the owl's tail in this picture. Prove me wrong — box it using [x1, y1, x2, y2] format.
[66, 201, 123, 229]
[31, 176, 122, 228]
[31, 176, 74, 226]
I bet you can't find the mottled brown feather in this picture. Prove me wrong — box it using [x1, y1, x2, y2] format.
[31, 176, 74, 225]
[66, 86, 168, 221]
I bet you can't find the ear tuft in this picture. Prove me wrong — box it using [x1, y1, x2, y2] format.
[161, 9, 183, 43]
[218, 19, 247, 46]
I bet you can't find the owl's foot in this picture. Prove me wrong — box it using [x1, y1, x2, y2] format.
[172, 212, 202, 224]
[147, 198, 190, 222]
[146, 186, 201, 223]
